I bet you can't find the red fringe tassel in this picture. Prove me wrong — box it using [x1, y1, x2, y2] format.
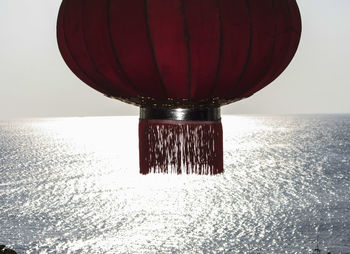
[139, 119, 223, 175]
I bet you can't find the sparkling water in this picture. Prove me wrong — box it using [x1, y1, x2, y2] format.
[1, 115, 349, 253]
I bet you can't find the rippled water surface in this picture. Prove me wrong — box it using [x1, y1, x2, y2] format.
[1, 115, 350, 254]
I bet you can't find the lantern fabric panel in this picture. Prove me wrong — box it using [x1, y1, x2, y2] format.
[58, 0, 138, 100]
[146, 0, 190, 99]
[184, 0, 221, 100]
[83, 0, 140, 97]
[212, 0, 251, 99]
[243, 0, 302, 97]
[109, 0, 168, 99]
[58, 0, 301, 106]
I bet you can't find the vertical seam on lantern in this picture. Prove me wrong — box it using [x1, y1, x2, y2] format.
[247, 0, 295, 97]
[61, 0, 110, 96]
[246, 0, 278, 95]
[180, 0, 192, 99]
[81, 0, 120, 96]
[208, 0, 223, 98]
[106, 0, 141, 96]
[269, 0, 298, 81]
[290, 0, 302, 55]
[284, 0, 299, 60]
[294, 0, 302, 38]
[144, 0, 169, 98]
[228, 0, 253, 97]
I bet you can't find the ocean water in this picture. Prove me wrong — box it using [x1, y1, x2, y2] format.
[0, 115, 349, 254]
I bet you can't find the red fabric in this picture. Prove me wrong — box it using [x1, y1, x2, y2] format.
[139, 120, 223, 175]
[185, 0, 221, 99]
[109, 0, 166, 98]
[57, 0, 302, 104]
[244, 0, 302, 97]
[146, 0, 189, 98]
[212, 0, 250, 98]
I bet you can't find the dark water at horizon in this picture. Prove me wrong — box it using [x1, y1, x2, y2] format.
[0, 115, 349, 254]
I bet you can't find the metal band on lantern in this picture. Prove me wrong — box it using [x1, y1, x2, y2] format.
[140, 107, 221, 121]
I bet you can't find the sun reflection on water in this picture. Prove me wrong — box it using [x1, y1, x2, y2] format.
[0, 115, 349, 253]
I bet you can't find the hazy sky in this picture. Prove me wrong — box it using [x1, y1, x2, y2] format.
[0, 0, 349, 119]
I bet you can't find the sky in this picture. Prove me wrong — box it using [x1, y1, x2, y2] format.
[0, 0, 349, 120]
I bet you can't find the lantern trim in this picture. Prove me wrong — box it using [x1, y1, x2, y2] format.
[140, 107, 221, 121]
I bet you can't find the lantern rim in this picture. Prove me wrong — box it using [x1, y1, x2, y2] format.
[140, 107, 221, 122]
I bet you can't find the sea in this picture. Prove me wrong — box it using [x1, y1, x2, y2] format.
[0, 115, 349, 254]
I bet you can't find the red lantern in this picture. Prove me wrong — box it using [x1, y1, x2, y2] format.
[57, 0, 302, 174]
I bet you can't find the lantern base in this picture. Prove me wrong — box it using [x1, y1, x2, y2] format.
[138, 108, 223, 175]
